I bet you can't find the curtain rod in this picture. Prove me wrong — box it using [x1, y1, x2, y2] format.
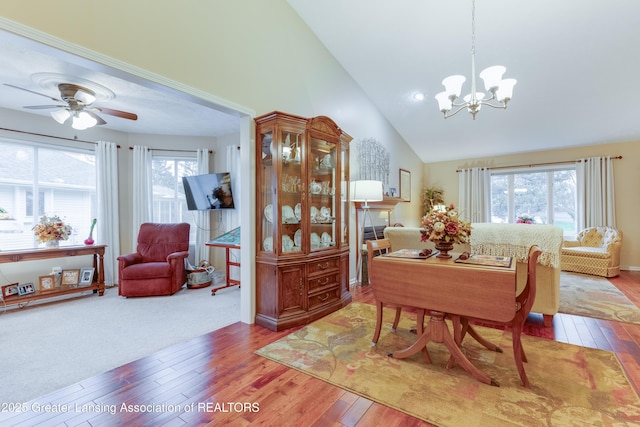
[128, 147, 213, 154]
[0, 127, 122, 147]
[455, 155, 622, 173]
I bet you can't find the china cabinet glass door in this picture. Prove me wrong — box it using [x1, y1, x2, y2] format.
[259, 129, 274, 253]
[309, 136, 336, 252]
[279, 129, 303, 254]
[340, 143, 349, 247]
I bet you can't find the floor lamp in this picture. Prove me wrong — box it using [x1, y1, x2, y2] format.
[351, 180, 384, 284]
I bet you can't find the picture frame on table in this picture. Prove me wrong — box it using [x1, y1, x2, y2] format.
[399, 168, 411, 202]
[61, 269, 81, 286]
[17, 282, 35, 296]
[39, 275, 56, 292]
[79, 267, 95, 286]
[2, 283, 19, 299]
[389, 187, 398, 198]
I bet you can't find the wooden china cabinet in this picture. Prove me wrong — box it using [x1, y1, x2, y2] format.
[255, 111, 352, 331]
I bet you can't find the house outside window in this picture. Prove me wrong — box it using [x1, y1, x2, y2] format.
[151, 157, 198, 243]
[0, 140, 96, 250]
[490, 166, 576, 236]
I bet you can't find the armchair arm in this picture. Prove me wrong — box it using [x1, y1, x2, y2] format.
[166, 251, 190, 263]
[562, 239, 581, 248]
[117, 252, 143, 269]
[605, 241, 622, 257]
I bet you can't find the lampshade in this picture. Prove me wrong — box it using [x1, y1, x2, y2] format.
[50, 109, 71, 124]
[350, 180, 383, 204]
[71, 111, 98, 130]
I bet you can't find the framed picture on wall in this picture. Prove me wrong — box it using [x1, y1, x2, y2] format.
[399, 169, 411, 202]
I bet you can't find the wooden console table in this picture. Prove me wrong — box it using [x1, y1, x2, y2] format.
[0, 244, 106, 307]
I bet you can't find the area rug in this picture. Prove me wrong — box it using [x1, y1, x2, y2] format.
[256, 303, 640, 427]
[560, 272, 640, 324]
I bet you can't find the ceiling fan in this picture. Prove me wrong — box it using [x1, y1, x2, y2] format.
[4, 82, 138, 130]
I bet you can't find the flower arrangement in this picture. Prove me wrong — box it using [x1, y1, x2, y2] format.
[33, 215, 72, 243]
[516, 215, 535, 224]
[420, 203, 471, 245]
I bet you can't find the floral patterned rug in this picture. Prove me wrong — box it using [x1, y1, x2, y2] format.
[256, 303, 640, 427]
[560, 272, 640, 324]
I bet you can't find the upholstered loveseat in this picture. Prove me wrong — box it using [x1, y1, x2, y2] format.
[561, 226, 622, 277]
[384, 223, 564, 326]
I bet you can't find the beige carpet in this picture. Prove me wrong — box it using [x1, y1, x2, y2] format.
[256, 303, 640, 426]
[0, 285, 240, 403]
[559, 272, 640, 324]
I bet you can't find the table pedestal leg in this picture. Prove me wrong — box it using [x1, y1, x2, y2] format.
[390, 311, 498, 386]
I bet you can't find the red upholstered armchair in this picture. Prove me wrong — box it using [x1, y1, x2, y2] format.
[118, 223, 190, 297]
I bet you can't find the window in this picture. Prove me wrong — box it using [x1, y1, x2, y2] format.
[151, 157, 199, 242]
[0, 140, 96, 250]
[490, 166, 576, 236]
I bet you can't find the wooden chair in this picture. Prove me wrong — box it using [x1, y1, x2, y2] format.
[450, 245, 542, 387]
[366, 239, 401, 346]
[366, 240, 429, 361]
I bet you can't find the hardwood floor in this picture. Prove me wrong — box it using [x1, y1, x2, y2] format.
[2, 272, 639, 426]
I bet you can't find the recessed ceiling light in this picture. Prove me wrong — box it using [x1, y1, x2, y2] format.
[413, 92, 425, 101]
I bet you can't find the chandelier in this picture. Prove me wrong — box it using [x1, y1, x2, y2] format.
[435, 0, 516, 119]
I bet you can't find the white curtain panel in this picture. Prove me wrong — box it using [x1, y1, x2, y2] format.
[194, 148, 211, 263]
[96, 141, 121, 285]
[131, 145, 153, 247]
[458, 167, 491, 223]
[576, 156, 616, 229]
[226, 144, 241, 231]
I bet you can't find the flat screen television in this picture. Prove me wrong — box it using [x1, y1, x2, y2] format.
[182, 172, 235, 211]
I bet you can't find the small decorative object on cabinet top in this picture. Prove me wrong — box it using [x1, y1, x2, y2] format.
[33, 214, 72, 246]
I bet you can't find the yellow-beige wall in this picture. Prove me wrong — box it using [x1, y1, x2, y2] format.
[425, 140, 640, 270]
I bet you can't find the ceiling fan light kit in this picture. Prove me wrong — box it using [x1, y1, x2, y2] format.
[4, 79, 137, 130]
[435, 0, 516, 120]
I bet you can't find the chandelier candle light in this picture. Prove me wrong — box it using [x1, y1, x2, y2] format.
[435, 0, 516, 119]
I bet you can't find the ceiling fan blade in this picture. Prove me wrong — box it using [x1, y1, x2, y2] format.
[85, 110, 107, 126]
[94, 107, 138, 121]
[3, 83, 63, 102]
[24, 105, 67, 109]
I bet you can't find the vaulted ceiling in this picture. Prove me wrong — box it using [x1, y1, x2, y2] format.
[288, 0, 640, 162]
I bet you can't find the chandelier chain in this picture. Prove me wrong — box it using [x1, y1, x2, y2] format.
[471, 0, 476, 56]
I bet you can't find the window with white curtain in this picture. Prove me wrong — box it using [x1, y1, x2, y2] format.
[490, 166, 577, 236]
[151, 156, 198, 243]
[0, 139, 96, 250]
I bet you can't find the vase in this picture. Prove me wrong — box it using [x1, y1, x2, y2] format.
[434, 241, 453, 259]
[44, 240, 60, 249]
